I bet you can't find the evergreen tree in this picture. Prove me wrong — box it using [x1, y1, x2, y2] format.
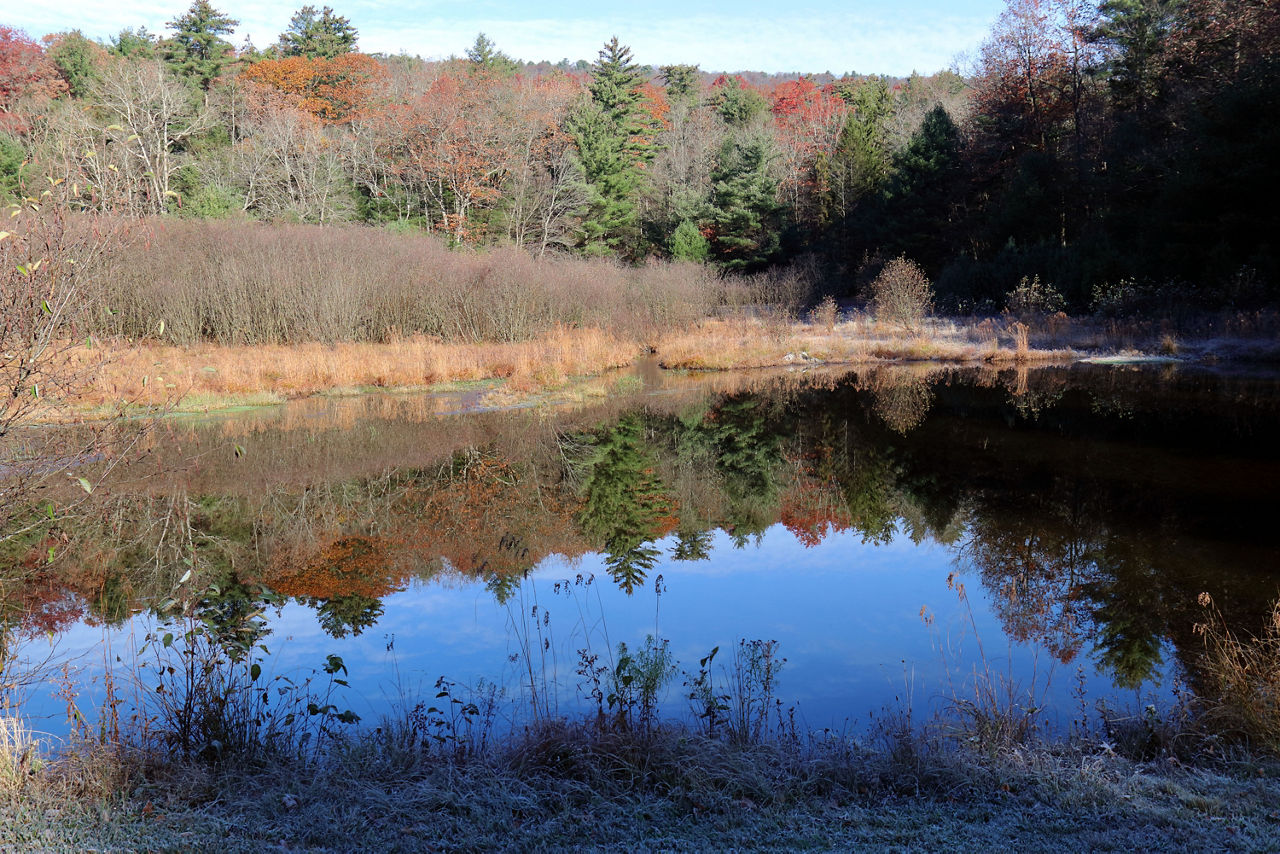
[569, 37, 661, 256]
[671, 528, 713, 561]
[1094, 0, 1181, 115]
[165, 0, 238, 90]
[838, 446, 900, 544]
[46, 31, 102, 98]
[890, 107, 960, 201]
[466, 32, 518, 76]
[566, 101, 645, 254]
[589, 36, 644, 125]
[708, 135, 784, 271]
[575, 415, 674, 594]
[309, 594, 384, 638]
[822, 76, 893, 253]
[279, 5, 358, 59]
[1089, 558, 1166, 690]
[713, 76, 767, 127]
[0, 133, 26, 202]
[705, 396, 784, 543]
[112, 27, 157, 59]
[879, 105, 962, 269]
[669, 219, 710, 262]
[830, 77, 892, 208]
[659, 63, 700, 109]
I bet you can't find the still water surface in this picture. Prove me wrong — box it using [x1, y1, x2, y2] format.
[5, 362, 1279, 739]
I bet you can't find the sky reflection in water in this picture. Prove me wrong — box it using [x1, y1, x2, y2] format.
[10, 363, 1279, 741]
[21, 523, 1159, 738]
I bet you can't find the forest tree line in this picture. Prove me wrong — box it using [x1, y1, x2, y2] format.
[0, 0, 1276, 313]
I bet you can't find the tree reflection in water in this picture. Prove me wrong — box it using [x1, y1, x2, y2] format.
[2, 364, 1278, 699]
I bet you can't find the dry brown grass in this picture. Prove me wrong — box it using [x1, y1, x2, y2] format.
[0, 714, 34, 798]
[24, 312, 1089, 418]
[653, 316, 1076, 371]
[74, 326, 642, 411]
[42, 298, 1236, 420]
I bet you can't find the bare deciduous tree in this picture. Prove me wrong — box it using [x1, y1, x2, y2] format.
[501, 77, 587, 256]
[230, 84, 353, 223]
[35, 59, 211, 216]
[646, 101, 725, 231]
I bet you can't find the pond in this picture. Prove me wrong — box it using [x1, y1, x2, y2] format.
[3, 362, 1279, 747]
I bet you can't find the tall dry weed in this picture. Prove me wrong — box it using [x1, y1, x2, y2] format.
[1010, 322, 1030, 360]
[1196, 593, 1280, 752]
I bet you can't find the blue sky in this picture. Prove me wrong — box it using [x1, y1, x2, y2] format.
[7, 0, 1006, 76]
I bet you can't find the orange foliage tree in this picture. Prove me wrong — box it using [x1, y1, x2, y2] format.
[635, 81, 672, 138]
[241, 53, 385, 122]
[778, 453, 852, 548]
[270, 534, 409, 600]
[410, 449, 588, 581]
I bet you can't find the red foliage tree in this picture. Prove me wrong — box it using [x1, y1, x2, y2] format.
[710, 73, 750, 90]
[0, 26, 66, 133]
[768, 77, 847, 228]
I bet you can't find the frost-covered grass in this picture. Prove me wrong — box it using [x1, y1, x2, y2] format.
[3, 719, 1277, 853]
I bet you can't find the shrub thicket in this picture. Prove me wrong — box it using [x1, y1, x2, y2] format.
[83, 221, 815, 346]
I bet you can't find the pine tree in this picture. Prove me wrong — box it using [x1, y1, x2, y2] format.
[712, 76, 767, 128]
[568, 37, 662, 256]
[279, 5, 358, 59]
[831, 78, 892, 206]
[659, 64, 700, 109]
[566, 101, 645, 253]
[46, 31, 102, 98]
[880, 105, 962, 267]
[708, 135, 784, 271]
[466, 32, 518, 77]
[706, 396, 784, 543]
[669, 219, 710, 262]
[823, 77, 893, 250]
[1094, 0, 1180, 115]
[112, 28, 157, 59]
[589, 37, 644, 126]
[165, 0, 238, 90]
[575, 416, 674, 594]
[0, 133, 25, 202]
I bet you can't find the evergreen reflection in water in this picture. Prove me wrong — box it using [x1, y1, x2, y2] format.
[2, 364, 1278, 726]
